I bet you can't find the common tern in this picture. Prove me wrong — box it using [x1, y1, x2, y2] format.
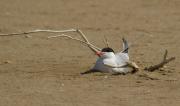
[82, 38, 139, 75]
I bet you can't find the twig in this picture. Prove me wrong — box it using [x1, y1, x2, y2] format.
[46, 29, 102, 53]
[138, 73, 159, 80]
[75, 29, 101, 53]
[0, 29, 77, 36]
[163, 49, 168, 61]
[0, 29, 102, 54]
[103, 35, 109, 47]
[76, 29, 90, 44]
[48, 34, 100, 53]
[144, 49, 175, 72]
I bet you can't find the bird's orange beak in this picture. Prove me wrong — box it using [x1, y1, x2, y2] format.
[96, 51, 104, 57]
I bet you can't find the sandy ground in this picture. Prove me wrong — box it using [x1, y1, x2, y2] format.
[0, 0, 180, 106]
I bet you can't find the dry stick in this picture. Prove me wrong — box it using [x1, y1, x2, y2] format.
[163, 49, 168, 61]
[75, 29, 100, 53]
[73, 29, 101, 50]
[103, 35, 109, 47]
[47, 29, 101, 51]
[76, 29, 89, 44]
[138, 73, 159, 80]
[48, 34, 100, 52]
[144, 50, 175, 72]
[0, 28, 101, 53]
[0, 29, 77, 36]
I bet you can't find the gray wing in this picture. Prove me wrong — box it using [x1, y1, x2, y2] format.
[115, 38, 129, 65]
[121, 38, 128, 53]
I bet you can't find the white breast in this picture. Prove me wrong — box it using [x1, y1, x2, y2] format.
[92, 52, 133, 74]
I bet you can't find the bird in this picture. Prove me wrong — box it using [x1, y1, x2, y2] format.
[81, 38, 139, 75]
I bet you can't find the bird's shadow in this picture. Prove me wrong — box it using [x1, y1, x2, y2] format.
[80, 69, 130, 76]
[80, 69, 100, 75]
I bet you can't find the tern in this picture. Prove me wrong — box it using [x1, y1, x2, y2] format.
[82, 38, 139, 75]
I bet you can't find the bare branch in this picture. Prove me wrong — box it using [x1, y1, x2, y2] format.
[75, 29, 101, 52]
[76, 29, 90, 43]
[48, 34, 86, 43]
[0, 28, 102, 54]
[144, 50, 175, 72]
[48, 34, 100, 54]
[103, 35, 109, 47]
[163, 49, 168, 61]
[0, 29, 77, 36]
[138, 73, 159, 80]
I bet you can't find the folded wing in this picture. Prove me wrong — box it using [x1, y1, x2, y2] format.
[115, 38, 129, 65]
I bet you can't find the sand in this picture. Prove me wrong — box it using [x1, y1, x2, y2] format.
[0, 0, 180, 106]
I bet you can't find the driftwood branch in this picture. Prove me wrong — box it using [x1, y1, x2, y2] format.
[144, 50, 175, 72]
[47, 29, 101, 54]
[48, 34, 100, 53]
[0, 29, 102, 54]
[0, 29, 77, 36]
[103, 35, 109, 47]
[76, 29, 101, 53]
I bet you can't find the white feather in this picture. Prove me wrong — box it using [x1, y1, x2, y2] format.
[92, 38, 135, 74]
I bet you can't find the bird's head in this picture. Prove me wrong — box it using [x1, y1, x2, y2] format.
[96, 47, 115, 58]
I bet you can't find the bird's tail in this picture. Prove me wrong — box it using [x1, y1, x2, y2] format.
[122, 38, 128, 53]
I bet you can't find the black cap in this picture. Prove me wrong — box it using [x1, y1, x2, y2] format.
[101, 47, 114, 53]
